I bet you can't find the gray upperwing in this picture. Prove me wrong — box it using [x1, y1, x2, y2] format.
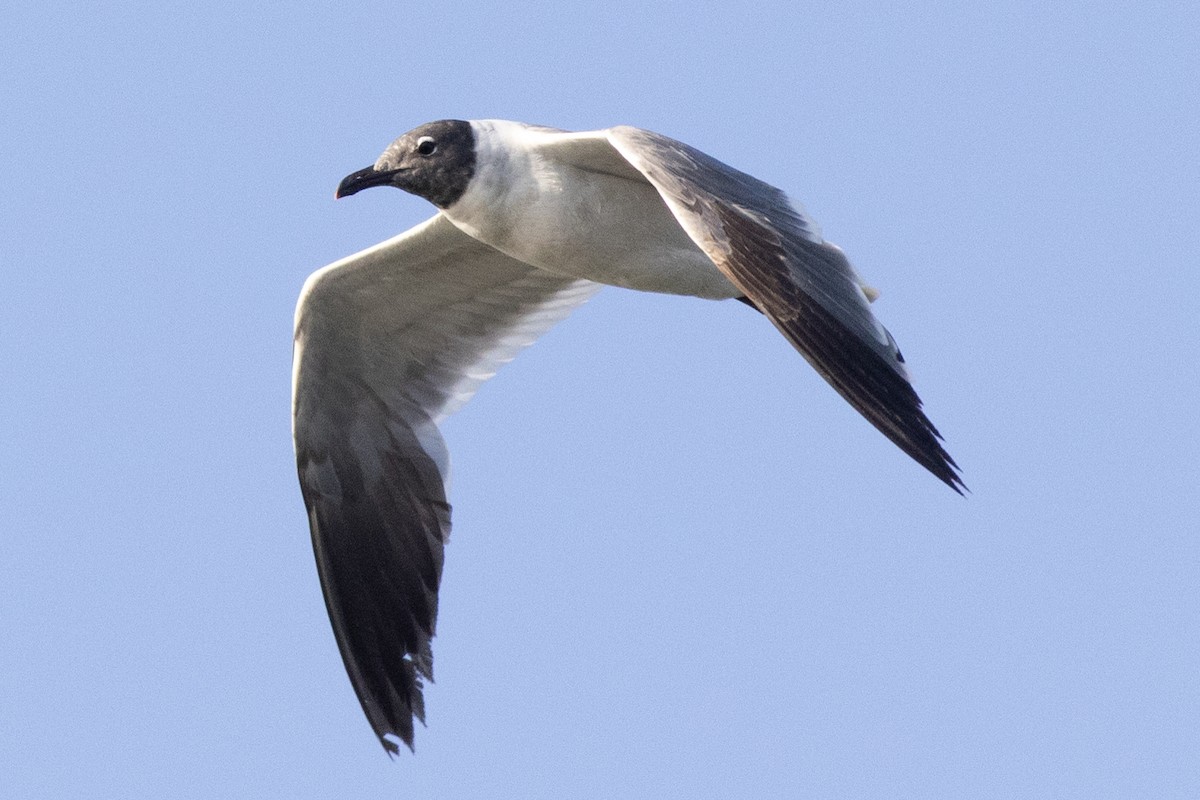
[606, 126, 964, 492]
[293, 214, 599, 752]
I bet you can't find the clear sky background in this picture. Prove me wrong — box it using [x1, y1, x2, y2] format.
[4, 2, 1198, 797]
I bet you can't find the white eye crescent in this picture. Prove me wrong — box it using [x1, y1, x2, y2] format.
[416, 136, 437, 156]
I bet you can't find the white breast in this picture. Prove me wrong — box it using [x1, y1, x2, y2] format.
[443, 121, 740, 300]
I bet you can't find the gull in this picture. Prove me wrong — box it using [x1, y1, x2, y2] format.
[292, 119, 964, 754]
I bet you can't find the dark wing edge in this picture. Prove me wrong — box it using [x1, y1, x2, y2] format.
[607, 127, 965, 493]
[293, 215, 600, 753]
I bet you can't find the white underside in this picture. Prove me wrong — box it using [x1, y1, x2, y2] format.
[444, 121, 741, 301]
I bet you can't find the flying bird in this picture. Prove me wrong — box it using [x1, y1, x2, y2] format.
[292, 119, 963, 754]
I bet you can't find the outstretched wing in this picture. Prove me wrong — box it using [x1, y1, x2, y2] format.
[293, 214, 599, 753]
[603, 126, 964, 492]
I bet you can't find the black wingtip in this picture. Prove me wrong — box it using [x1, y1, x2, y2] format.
[944, 452, 969, 496]
[910, 416, 967, 496]
[299, 427, 450, 761]
[936, 462, 968, 496]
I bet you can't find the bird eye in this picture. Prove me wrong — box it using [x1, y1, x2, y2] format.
[416, 137, 437, 156]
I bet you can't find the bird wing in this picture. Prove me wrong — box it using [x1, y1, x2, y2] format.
[540, 126, 962, 491]
[292, 213, 599, 753]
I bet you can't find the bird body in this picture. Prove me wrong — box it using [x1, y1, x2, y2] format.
[294, 119, 962, 753]
[422, 120, 739, 299]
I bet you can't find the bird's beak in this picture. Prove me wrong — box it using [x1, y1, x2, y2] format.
[335, 166, 407, 199]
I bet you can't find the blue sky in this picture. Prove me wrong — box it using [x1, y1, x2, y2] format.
[4, 2, 1198, 797]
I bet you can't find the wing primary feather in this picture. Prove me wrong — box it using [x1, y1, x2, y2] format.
[606, 127, 964, 492]
[716, 204, 965, 493]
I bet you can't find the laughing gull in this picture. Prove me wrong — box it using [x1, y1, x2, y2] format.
[293, 119, 963, 753]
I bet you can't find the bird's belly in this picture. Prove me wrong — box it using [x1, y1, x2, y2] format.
[525, 223, 737, 300]
[450, 171, 740, 300]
